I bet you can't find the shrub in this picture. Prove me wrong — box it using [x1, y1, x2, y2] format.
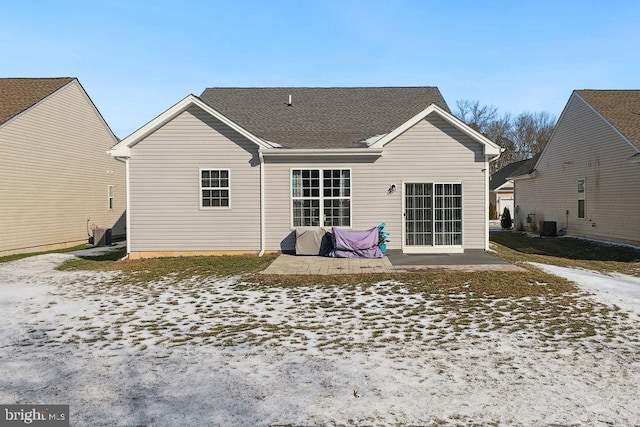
[501, 207, 513, 229]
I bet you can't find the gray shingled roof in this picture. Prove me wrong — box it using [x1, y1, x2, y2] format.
[506, 154, 540, 180]
[199, 87, 450, 149]
[577, 90, 640, 150]
[490, 159, 531, 190]
[0, 78, 74, 126]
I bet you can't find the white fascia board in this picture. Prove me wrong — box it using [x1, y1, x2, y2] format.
[369, 103, 503, 156]
[507, 171, 537, 181]
[108, 94, 272, 157]
[493, 181, 514, 192]
[628, 153, 640, 163]
[259, 148, 383, 158]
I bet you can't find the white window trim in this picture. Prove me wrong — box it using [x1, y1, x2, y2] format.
[401, 181, 464, 254]
[290, 167, 352, 229]
[199, 168, 231, 210]
[107, 185, 114, 210]
[577, 178, 586, 219]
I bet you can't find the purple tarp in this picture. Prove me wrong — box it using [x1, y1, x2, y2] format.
[329, 226, 384, 258]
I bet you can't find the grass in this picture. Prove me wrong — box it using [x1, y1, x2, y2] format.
[57, 249, 279, 283]
[13, 235, 639, 355]
[490, 231, 640, 275]
[0, 243, 92, 263]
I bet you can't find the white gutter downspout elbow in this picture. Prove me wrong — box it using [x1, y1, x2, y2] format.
[258, 152, 265, 257]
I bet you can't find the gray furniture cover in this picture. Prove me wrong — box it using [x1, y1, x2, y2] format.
[295, 227, 332, 256]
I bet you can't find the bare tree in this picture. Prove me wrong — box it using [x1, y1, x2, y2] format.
[454, 100, 498, 133]
[512, 111, 555, 158]
[454, 100, 556, 172]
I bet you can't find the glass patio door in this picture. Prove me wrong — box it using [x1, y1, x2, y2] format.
[404, 183, 462, 252]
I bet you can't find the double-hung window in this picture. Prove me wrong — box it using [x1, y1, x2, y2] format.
[107, 185, 114, 210]
[292, 169, 351, 227]
[577, 178, 585, 219]
[201, 169, 230, 208]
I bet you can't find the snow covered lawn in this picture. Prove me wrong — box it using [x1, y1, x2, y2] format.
[1, 252, 639, 426]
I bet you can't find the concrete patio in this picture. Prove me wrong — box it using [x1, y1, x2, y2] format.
[261, 250, 525, 275]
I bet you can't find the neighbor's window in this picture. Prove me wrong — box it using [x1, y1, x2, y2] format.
[291, 169, 351, 227]
[201, 169, 230, 208]
[108, 185, 114, 210]
[578, 179, 585, 218]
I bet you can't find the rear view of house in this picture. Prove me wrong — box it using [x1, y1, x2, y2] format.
[0, 78, 125, 255]
[513, 90, 640, 244]
[109, 87, 502, 259]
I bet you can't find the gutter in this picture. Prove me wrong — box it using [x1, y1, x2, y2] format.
[259, 148, 383, 158]
[507, 171, 537, 181]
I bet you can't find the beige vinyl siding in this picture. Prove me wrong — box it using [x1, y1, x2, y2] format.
[515, 94, 640, 244]
[128, 106, 261, 252]
[0, 81, 125, 255]
[264, 114, 487, 251]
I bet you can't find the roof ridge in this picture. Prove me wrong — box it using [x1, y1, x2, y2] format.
[0, 77, 75, 81]
[202, 86, 440, 89]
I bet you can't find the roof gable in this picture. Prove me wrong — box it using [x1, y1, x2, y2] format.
[576, 90, 640, 150]
[369, 103, 502, 157]
[199, 87, 450, 149]
[109, 94, 272, 157]
[0, 78, 74, 126]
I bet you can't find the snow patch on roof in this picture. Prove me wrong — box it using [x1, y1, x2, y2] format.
[361, 134, 387, 146]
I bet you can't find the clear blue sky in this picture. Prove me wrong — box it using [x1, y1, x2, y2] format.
[2, 0, 639, 138]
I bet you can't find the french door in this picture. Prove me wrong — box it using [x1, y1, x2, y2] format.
[403, 183, 463, 253]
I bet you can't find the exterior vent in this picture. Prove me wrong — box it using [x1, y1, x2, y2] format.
[93, 227, 112, 246]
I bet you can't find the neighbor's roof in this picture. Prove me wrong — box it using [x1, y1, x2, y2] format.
[0, 78, 74, 126]
[199, 87, 450, 149]
[506, 153, 540, 180]
[577, 90, 640, 149]
[490, 158, 532, 190]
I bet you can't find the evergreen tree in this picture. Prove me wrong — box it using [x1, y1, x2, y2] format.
[501, 207, 513, 229]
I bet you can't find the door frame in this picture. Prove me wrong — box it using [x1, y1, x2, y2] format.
[401, 181, 464, 254]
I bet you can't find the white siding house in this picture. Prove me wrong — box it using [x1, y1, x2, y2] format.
[0, 78, 125, 255]
[109, 87, 501, 259]
[513, 90, 640, 244]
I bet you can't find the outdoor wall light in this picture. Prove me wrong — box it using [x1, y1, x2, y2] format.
[388, 184, 397, 194]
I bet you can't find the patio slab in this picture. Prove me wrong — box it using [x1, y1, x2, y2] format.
[261, 250, 525, 275]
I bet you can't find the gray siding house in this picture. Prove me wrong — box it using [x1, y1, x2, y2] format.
[513, 90, 640, 244]
[0, 78, 125, 255]
[109, 87, 502, 259]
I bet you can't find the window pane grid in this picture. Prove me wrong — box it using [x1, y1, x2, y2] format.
[201, 169, 230, 208]
[405, 183, 462, 247]
[405, 183, 433, 246]
[292, 169, 350, 227]
[434, 183, 462, 246]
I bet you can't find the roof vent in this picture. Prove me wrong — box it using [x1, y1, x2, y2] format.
[287, 94, 292, 106]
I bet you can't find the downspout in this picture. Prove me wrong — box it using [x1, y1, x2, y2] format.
[258, 152, 265, 256]
[113, 156, 131, 259]
[486, 152, 502, 250]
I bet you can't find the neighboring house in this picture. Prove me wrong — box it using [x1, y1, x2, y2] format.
[512, 90, 640, 244]
[489, 159, 528, 218]
[109, 87, 502, 259]
[0, 78, 125, 255]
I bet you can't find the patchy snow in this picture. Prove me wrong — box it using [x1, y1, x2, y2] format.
[361, 133, 387, 146]
[531, 262, 640, 320]
[1, 252, 639, 425]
